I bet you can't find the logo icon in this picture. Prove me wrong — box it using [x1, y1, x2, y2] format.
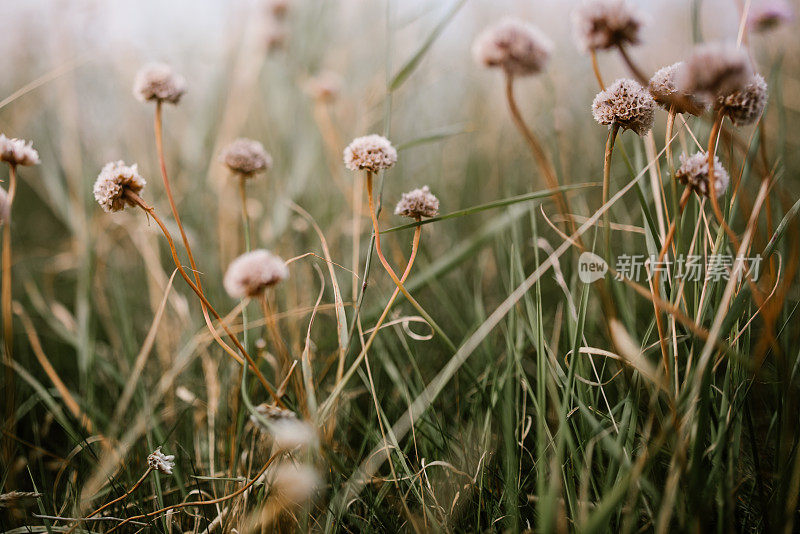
[578, 251, 608, 283]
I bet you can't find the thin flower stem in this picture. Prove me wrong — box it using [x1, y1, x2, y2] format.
[504, 72, 575, 234]
[365, 173, 456, 352]
[125, 190, 282, 406]
[2, 164, 17, 464]
[106, 452, 281, 532]
[616, 44, 649, 85]
[321, 224, 421, 419]
[85, 467, 153, 520]
[153, 102, 242, 368]
[602, 123, 620, 257]
[590, 49, 606, 89]
[707, 109, 741, 251]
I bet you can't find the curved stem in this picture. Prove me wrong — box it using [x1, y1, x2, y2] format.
[590, 50, 606, 90]
[153, 103, 243, 369]
[125, 190, 282, 406]
[707, 109, 741, 251]
[85, 467, 153, 519]
[106, 452, 281, 532]
[504, 73, 575, 234]
[365, 173, 455, 352]
[615, 44, 649, 85]
[322, 224, 422, 418]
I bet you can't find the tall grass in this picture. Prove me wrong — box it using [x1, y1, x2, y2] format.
[1, 0, 800, 532]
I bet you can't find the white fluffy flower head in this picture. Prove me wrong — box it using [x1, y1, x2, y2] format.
[0, 135, 40, 167]
[592, 78, 656, 135]
[147, 447, 175, 475]
[133, 63, 187, 104]
[93, 161, 146, 213]
[472, 18, 553, 77]
[676, 152, 730, 198]
[343, 135, 397, 172]
[395, 186, 440, 219]
[269, 462, 321, 504]
[223, 249, 289, 299]
[221, 138, 272, 176]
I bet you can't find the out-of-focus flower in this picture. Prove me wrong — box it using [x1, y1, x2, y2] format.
[472, 18, 553, 77]
[223, 249, 289, 299]
[572, 0, 644, 52]
[221, 138, 272, 176]
[133, 63, 187, 104]
[676, 152, 730, 198]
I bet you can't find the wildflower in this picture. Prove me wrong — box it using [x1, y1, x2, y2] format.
[0, 135, 40, 167]
[472, 18, 553, 77]
[133, 63, 187, 104]
[747, 0, 793, 32]
[269, 462, 321, 504]
[250, 403, 297, 427]
[675, 152, 730, 198]
[271, 419, 318, 450]
[304, 71, 342, 103]
[93, 161, 146, 213]
[343, 135, 397, 172]
[220, 138, 272, 176]
[676, 43, 753, 99]
[717, 74, 768, 126]
[147, 447, 175, 475]
[572, 0, 644, 52]
[223, 249, 289, 299]
[265, 22, 288, 51]
[648, 62, 709, 115]
[395, 186, 440, 219]
[592, 78, 655, 135]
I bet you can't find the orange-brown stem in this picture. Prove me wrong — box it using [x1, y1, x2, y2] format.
[125, 190, 282, 406]
[2, 164, 17, 467]
[85, 467, 153, 519]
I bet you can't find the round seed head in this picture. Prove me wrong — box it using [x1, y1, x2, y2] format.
[572, 0, 644, 53]
[221, 138, 272, 176]
[269, 462, 321, 504]
[472, 18, 553, 77]
[304, 71, 342, 103]
[717, 73, 768, 126]
[648, 62, 710, 116]
[133, 63, 187, 104]
[675, 152, 730, 198]
[93, 161, 146, 213]
[592, 78, 656, 135]
[0, 135, 40, 167]
[394, 186, 440, 219]
[676, 43, 753, 99]
[343, 135, 397, 172]
[147, 447, 175, 475]
[748, 0, 794, 32]
[223, 249, 289, 299]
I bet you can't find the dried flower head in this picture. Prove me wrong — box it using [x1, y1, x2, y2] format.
[304, 71, 342, 103]
[572, 0, 644, 52]
[676, 43, 753, 99]
[223, 249, 289, 299]
[269, 462, 321, 504]
[343, 135, 397, 172]
[395, 186, 440, 219]
[592, 78, 656, 135]
[251, 403, 297, 427]
[133, 63, 187, 104]
[147, 447, 175, 475]
[748, 0, 794, 32]
[221, 138, 272, 176]
[0, 135, 40, 167]
[271, 419, 318, 450]
[472, 18, 553, 77]
[648, 62, 709, 116]
[717, 74, 768, 126]
[675, 152, 730, 198]
[93, 161, 146, 213]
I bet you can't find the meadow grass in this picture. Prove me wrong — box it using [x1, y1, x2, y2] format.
[1, 0, 800, 532]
